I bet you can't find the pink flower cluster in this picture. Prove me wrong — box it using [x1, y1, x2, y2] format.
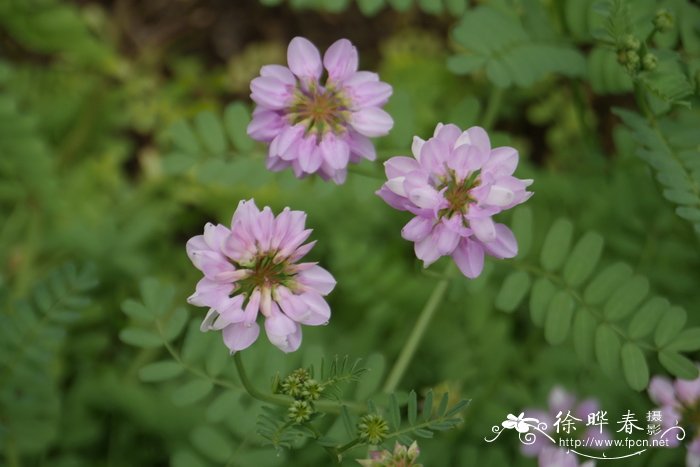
[523, 386, 607, 467]
[648, 368, 700, 466]
[247, 36, 393, 184]
[377, 123, 533, 278]
[186, 199, 336, 353]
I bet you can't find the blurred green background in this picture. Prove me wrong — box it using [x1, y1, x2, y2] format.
[1, 0, 699, 465]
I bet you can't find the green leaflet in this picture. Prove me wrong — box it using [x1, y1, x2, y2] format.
[615, 108, 700, 234]
[449, 6, 586, 87]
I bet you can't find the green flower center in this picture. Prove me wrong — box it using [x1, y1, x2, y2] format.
[234, 254, 295, 297]
[288, 83, 349, 136]
[438, 170, 481, 219]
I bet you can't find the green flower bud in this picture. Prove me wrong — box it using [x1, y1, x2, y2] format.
[301, 379, 323, 401]
[358, 414, 390, 445]
[653, 9, 674, 32]
[623, 34, 640, 51]
[625, 50, 640, 73]
[288, 400, 313, 424]
[642, 53, 658, 71]
[281, 368, 311, 398]
[281, 375, 304, 398]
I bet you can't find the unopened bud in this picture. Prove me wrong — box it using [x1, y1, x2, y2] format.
[623, 34, 641, 51]
[642, 53, 658, 71]
[358, 414, 390, 445]
[288, 400, 313, 423]
[653, 9, 674, 32]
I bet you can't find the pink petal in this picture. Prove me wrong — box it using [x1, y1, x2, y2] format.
[298, 292, 332, 325]
[320, 132, 350, 170]
[452, 239, 485, 278]
[247, 109, 286, 142]
[384, 156, 421, 179]
[350, 81, 393, 109]
[323, 38, 358, 82]
[434, 222, 460, 255]
[483, 146, 519, 176]
[349, 107, 393, 137]
[418, 137, 449, 176]
[260, 64, 296, 86]
[243, 289, 261, 324]
[414, 235, 442, 267]
[483, 223, 518, 259]
[222, 322, 260, 352]
[348, 130, 377, 161]
[469, 216, 496, 243]
[265, 306, 302, 353]
[455, 126, 491, 153]
[250, 76, 293, 109]
[298, 137, 323, 173]
[376, 185, 411, 211]
[433, 123, 462, 147]
[287, 37, 322, 80]
[648, 376, 677, 406]
[401, 216, 433, 242]
[408, 186, 442, 210]
[298, 265, 336, 295]
[412, 136, 425, 160]
[674, 371, 700, 406]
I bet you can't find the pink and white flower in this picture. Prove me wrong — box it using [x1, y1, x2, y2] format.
[376, 123, 533, 278]
[248, 36, 393, 184]
[648, 367, 700, 466]
[186, 199, 336, 353]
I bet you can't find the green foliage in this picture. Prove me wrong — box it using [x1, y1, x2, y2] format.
[495, 209, 699, 390]
[2, 0, 700, 465]
[615, 108, 700, 234]
[381, 390, 468, 445]
[448, 5, 586, 87]
[0, 263, 97, 454]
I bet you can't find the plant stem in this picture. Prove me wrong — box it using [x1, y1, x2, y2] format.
[383, 262, 455, 393]
[481, 87, 505, 131]
[233, 352, 291, 406]
[335, 437, 361, 455]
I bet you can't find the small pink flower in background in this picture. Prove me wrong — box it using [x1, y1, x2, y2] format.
[648, 366, 700, 466]
[186, 199, 336, 353]
[248, 36, 393, 184]
[376, 123, 532, 278]
[357, 441, 422, 467]
[522, 386, 609, 465]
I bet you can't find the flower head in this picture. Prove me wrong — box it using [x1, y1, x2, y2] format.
[377, 123, 533, 278]
[522, 386, 610, 460]
[357, 441, 422, 467]
[648, 366, 700, 463]
[248, 36, 393, 184]
[186, 199, 336, 353]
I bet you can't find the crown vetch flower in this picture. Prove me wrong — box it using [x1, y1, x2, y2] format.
[247, 36, 393, 184]
[648, 367, 700, 466]
[376, 123, 533, 278]
[186, 199, 336, 353]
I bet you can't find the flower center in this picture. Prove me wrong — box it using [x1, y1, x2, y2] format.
[438, 170, 480, 219]
[288, 84, 349, 136]
[234, 254, 294, 297]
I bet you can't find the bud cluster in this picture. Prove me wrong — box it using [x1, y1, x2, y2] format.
[279, 367, 325, 424]
[616, 9, 675, 75]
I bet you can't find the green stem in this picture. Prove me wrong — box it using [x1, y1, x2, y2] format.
[633, 82, 655, 123]
[335, 437, 361, 455]
[383, 262, 455, 393]
[481, 87, 505, 131]
[233, 352, 291, 406]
